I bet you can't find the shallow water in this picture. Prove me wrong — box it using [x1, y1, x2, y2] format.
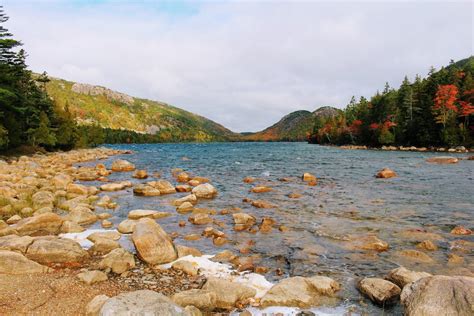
[79, 142, 474, 315]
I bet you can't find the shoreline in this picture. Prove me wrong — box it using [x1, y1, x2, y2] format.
[0, 146, 472, 315]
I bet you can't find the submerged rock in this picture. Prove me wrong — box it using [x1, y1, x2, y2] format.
[132, 170, 148, 179]
[450, 225, 472, 235]
[401, 275, 474, 316]
[100, 290, 187, 316]
[260, 276, 340, 308]
[393, 249, 434, 263]
[426, 156, 459, 164]
[251, 200, 276, 209]
[357, 277, 401, 306]
[250, 186, 272, 193]
[375, 168, 397, 179]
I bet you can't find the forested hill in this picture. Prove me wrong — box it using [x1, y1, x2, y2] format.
[243, 106, 339, 141]
[309, 57, 474, 148]
[45, 78, 238, 143]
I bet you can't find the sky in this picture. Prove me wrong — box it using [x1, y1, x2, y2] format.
[2, 0, 473, 132]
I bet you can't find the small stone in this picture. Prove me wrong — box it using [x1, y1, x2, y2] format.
[417, 240, 438, 251]
[375, 168, 397, 179]
[302, 173, 317, 182]
[450, 225, 472, 235]
[101, 220, 113, 228]
[77, 270, 108, 285]
[132, 170, 148, 179]
[357, 278, 401, 306]
[85, 294, 109, 316]
[250, 186, 272, 193]
[172, 260, 199, 276]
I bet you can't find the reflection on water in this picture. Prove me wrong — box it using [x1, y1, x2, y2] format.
[80, 142, 474, 315]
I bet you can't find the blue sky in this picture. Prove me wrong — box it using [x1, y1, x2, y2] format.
[3, 0, 473, 132]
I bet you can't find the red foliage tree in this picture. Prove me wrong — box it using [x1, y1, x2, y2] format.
[433, 84, 458, 127]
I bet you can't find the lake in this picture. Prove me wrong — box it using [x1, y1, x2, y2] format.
[78, 142, 474, 315]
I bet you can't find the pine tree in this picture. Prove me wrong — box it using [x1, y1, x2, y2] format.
[27, 111, 56, 147]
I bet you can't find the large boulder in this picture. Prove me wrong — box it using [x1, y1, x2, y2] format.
[98, 248, 135, 274]
[14, 213, 64, 236]
[192, 183, 217, 199]
[386, 267, 432, 288]
[100, 290, 188, 316]
[260, 276, 340, 308]
[26, 237, 89, 264]
[0, 250, 51, 274]
[0, 235, 34, 253]
[357, 277, 401, 306]
[65, 206, 98, 225]
[111, 159, 136, 172]
[132, 218, 177, 264]
[202, 277, 257, 310]
[401, 275, 474, 316]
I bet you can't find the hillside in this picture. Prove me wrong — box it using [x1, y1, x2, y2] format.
[243, 106, 339, 141]
[45, 78, 238, 142]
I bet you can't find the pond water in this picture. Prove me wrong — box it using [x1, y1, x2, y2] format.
[79, 142, 474, 315]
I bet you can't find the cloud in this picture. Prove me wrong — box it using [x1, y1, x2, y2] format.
[3, 0, 473, 132]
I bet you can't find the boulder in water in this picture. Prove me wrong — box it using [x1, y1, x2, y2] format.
[357, 277, 401, 306]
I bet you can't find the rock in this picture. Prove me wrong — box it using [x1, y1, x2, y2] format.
[188, 180, 200, 186]
[243, 177, 256, 183]
[213, 237, 228, 246]
[176, 172, 190, 183]
[128, 209, 166, 220]
[26, 237, 89, 264]
[447, 253, 464, 264]
[0, 250, 51, 274]
[449, 239, 474, 253]
[149, 180, 176, 194]
[67, 183, 90, 196]
[77, 270, 108, 285]
[87, 231, 121, 243]
[259, 217, 275, 233]
[177, 202, 194, 213]
[260, 276, 340, 308]
[98, 213, 112, 219]
[0, 235, 33, 253]
[133, 184, 161, 196]
[172, 290, 217, 311]
[188, 213, 212, 225]
[111, 159, 135, 172]
[251, 200, 276, 209]
[101, 220, 113, 228]
[6, 214, 21, 224]
[348, 235, 389, 252]
[61, 220, 86, 233]
[100, 182, 127, 192]
[52, 174, 73, 190]
[14, 213, 64, 236]
[117, 219, 137, 234]
[288, 193, 302, 199]
[173, 194, 197, 206]
[202, 277, 256, 309]
[302, 173, 317, 182]
[397, 229, 444, 242]
[211, 250, 236, 263]
[98, 248, 135, 274]
[31, 191, 55, 210]
[357, 277, 401, 306]
[132, 218, 177, 264]
[86, 295, 109, 316]
[401, 275, 474, 316]
[386, 267, 432, 288]
[232, 213, 256, 227]
[176, 245, 202, 258]
[132, 170, 148, 179]
[65, 206, 98, 225]
[426, 156, 459, 164]
[192, 183, 217, 199]
[417, 240, 438, 251]
[89, 238, 120, 255]
[172, 260, 199, 276]
[394, 250, 434, 263]
[450, 225, 472, 235]
[96, 196, 116, 209]
[250, 186, 272, 193]
[100, 290, 188, 316]
[175, 185, 192, 193]
[184, 305, 202, 316]
[375, 168, 397, 179]
[183, 234, 201, 241]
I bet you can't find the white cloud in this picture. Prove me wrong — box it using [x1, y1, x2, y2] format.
[3, 0, 473, 132]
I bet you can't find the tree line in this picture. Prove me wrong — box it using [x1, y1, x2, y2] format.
[309, 57, 474, 148]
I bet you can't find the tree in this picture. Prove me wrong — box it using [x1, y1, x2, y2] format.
[27, 111, 56, 147]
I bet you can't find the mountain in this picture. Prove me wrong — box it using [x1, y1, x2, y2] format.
[45, 77, 238, 142]
[243, 106, 340, 141]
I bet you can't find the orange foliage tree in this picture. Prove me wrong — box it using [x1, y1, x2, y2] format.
[432, 84, 458, 128]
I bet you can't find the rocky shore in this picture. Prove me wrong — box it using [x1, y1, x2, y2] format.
[0, 148, 472, 315]
[337, 144, 474, 153]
